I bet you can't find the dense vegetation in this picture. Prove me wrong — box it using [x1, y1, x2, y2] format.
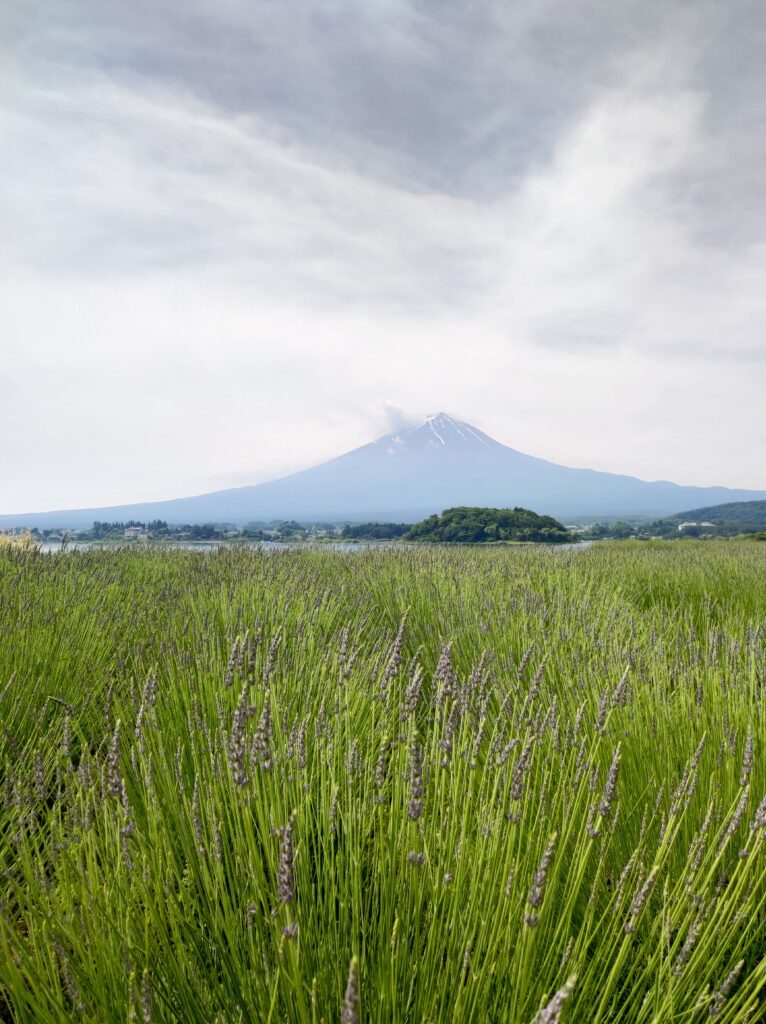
[582, 501, 766, 541]
[1, 544, 766, 1022]
[667, 500, 766, 526]
[35, 520, 342, 543]
[649, 501, 766, 538]
[405, 506, 572, 543]
[340, 523, 411, 540]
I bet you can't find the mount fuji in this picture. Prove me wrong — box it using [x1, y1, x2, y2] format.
[2, 413, 765, 527]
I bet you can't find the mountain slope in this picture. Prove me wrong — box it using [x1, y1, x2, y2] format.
[659, 500, 766, 526]
[2, 413, 765, 527]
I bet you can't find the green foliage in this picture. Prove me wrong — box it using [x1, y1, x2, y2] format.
[665, 500, 766, 525]
[580, 502, 766, 541]
[405, 506, 573, 543]
[341, 522, 412, 540]
[587, 520, 637, 539]
[1, 543, 766, 1021]
[646, 501, 766, 539]
[74, 520, 319, 542]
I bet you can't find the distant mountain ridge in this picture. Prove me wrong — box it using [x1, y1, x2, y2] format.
[2, 413, 765, 528]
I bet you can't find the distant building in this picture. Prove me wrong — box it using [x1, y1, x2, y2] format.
[677, 521, 715, 532]
[124, 526, 148, 539]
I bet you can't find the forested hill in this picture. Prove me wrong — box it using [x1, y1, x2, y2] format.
[405, 506, 572, 543]
[662, 500, 766, 525]
[647, 500, 766, 536]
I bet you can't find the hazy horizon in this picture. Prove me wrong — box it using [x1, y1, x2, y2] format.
[3, 1, 766, 514]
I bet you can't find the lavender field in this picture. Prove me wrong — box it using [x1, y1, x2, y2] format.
[1, 542, 765, 1022]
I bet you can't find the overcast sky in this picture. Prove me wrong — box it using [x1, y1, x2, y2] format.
[2, 0, 765, 512]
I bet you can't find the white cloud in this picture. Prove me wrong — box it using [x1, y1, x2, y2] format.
[1, 1, 764, 512]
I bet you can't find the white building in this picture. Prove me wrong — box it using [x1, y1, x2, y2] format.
[124, 526, 148, 539]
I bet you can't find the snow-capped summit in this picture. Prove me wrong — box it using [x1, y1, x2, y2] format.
[375, 413, 501, 455]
